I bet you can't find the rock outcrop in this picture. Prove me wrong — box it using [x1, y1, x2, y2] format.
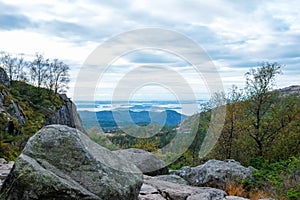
[139, 175, 226, 200]
[171, 159, 254, 189]
[0, 125, 143, 199]
[114, 148, 168, 176]
[0, 158, 14, 187]
[0, 67, 10, 88]
[0, 88, 27, 134]
[46, 94, 86, 133]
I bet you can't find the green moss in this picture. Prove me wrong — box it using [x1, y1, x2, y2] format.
[0, 81, 65, 160]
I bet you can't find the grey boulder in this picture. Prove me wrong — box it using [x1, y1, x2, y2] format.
[152, 174, 188, 185]
[0, 125, 143, 200]
[171, 159, 254, 189]
[115, 148, 168, 176]
[139, 175, 226, 200]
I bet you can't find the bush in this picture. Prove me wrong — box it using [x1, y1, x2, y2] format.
[251, 157, 300, 199]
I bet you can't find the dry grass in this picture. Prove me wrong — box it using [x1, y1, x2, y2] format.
[248, 189, 271, 200]
[225, 182, 272, 200]
[225, 182, 246, 197]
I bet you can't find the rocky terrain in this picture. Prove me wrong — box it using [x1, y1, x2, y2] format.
[1, 66, 85, 135]
[0, 68, 281, 199]
[0, 125, 275, 200]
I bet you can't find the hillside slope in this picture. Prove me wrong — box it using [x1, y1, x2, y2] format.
[0, 68, 85, 159]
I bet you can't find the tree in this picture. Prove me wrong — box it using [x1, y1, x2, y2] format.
[0, 52, 28, 82]
[219, 85, 244, 159]
[245, 62, 282, 157]
[13, 55, 28, 82]
[47, 59, 70, 94]
[0, 52, 15, 82]
[263, 95, 300, 160]
[30, 53, 49, 89]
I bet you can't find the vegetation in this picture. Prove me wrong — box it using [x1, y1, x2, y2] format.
[0, 51, 70, 94]
[87, 62, 299, 199]
[0, 81, 65, 160]
[0, 51, 70, 160]
[1, 54, 299, 199]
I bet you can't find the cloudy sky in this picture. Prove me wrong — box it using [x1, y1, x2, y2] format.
[0, 0, 299, 101]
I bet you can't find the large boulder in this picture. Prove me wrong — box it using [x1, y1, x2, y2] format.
[114, 148, 168, 176]
[171, 159, 254, 189]
[0, 125, 143, 200]
[139, 175, 226, 200]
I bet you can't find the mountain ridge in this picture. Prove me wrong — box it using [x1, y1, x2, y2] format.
[79, 109, 186, 131]
[276, 85, 300, 96]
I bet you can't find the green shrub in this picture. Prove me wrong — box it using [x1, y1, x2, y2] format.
[251, 157, 300, 199]
[287, 188, 300, 199]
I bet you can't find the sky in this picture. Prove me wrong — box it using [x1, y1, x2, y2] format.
[0, 0, 299, 101]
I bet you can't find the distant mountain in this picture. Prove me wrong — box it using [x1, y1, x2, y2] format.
[276, 85, 300, 96]
[78, 110, 186, 131]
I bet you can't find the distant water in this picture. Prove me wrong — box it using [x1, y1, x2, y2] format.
[75, 100, 205, 116]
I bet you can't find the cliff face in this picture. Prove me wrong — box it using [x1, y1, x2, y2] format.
[46, 94, 86, 133]
[0, 67, 10, 88]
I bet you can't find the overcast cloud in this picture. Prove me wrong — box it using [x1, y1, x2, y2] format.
[0, 0, 299, 100]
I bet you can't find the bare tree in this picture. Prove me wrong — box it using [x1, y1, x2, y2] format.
[45, 59, 70, 94]
[30, 53, 49, 88]
[1, 51, 70, 94]
[220, 85, 244, 159]
[0, 52, 15, 82]
[13, 55, 28, 82]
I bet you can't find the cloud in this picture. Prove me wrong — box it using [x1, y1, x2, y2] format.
[0, 1, 34, 30]
[1, 0, 300, 100]
[0, 14, 34, 30]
